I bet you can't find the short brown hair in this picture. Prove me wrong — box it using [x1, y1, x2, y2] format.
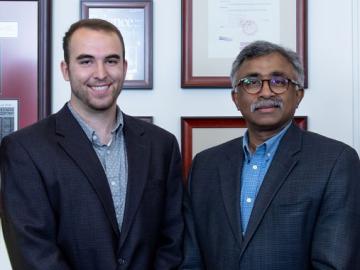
[63, 18, 125, 64]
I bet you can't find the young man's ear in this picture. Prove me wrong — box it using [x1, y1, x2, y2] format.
[60, 61, 70, 81]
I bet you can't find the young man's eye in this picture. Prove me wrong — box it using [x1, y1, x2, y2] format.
[106, 59, 119, 65]
[79, 59, 92, 65]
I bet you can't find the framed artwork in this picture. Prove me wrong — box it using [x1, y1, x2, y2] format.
[181, 0, 307, 88]
[181, 116, 307, 179]
[81, 0, 153, 89]
[0, 0, 51, 137]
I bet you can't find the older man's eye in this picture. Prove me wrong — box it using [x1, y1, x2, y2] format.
[270, 76, 288, 87]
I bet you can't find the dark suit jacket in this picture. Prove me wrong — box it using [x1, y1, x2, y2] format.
[182, 123, 360, 270]
[0, 105, 183, 270]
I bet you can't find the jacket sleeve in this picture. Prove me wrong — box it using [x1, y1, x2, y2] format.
[181, 156, 204, 270]
[153, 136, 184, 269]
[0, 136, 71, 270]
[311, 146, 360, 269]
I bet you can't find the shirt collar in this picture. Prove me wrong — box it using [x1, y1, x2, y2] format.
[242, 121, 292, 160]
[67, 102, 124, 144]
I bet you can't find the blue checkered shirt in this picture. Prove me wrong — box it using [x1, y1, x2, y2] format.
[240, 123, 290, 234]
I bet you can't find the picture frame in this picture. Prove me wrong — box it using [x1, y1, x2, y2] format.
[0, 0, 51, 131]
[0, 99, 18, 141]
[181, 116, 307, 180]
[135, 116, 153, 123]
[181, 0, 307, 88]
[81, 0, 153, 89]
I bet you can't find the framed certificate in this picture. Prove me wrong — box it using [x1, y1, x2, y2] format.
[181, 116, 307, 181]
[0, 0, 51, 134]
[181, 0, 307, 88]
[0, 99, 18, 141]
[81, 0, 153, 89]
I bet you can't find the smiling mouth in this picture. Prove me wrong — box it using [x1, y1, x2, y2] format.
[89, 84, 111, 91]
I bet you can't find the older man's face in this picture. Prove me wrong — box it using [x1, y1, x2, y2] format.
[232, 52, 304, 134]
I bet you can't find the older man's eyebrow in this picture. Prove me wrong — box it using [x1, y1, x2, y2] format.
[243, 72, 260, 78]
[270, 71, 287, 77]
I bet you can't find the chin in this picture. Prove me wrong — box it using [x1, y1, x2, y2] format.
[254, 119, 291, 132]
[88, 102, 115, 111]
[87, 98, 117, 111]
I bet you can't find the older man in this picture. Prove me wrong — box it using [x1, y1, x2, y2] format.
[182, 40, 360, 269]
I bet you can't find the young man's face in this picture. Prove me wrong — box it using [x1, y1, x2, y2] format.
[61, 27, 127, 115]
[232, 52, 304, 134]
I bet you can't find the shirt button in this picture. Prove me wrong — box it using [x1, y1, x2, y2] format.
[111, 181, 116, 186]
[246, 197, 252, 203]
[118, 258, 127, 265]
[252, 165, 258, 170]
[92, 135, 97, 140]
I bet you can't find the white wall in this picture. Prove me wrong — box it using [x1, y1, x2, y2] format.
[1, 0, 359, 268]
[51, 0, 359, 148]
[51, 0, 359, 150]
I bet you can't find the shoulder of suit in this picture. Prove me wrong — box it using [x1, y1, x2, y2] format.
[301, 129, 351, 150]
[4, 113, 56, 141]
[289, 128, 359, 161]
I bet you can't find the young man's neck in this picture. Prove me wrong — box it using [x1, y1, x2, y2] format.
[71, 102, 117, 144]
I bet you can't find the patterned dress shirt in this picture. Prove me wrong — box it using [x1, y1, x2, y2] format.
[68, 103, 128, 230]
[240, 122, 291, 233]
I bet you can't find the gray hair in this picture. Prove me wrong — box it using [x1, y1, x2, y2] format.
[230, 40, 304, 89]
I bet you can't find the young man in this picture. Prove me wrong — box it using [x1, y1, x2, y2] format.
[182, 40, 360, 269]
[0, 19, 183, 269]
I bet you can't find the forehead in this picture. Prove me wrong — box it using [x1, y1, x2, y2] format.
[68, 28, 123, 56]
[236, 52, 295, 78]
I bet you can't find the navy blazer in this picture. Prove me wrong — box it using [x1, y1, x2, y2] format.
[182, 123, 360, 269]
[0, 105, 183, 270]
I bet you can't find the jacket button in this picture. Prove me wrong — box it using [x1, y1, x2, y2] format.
[118, 258, 127, 265]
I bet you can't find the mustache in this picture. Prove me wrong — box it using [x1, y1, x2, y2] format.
[250, 98, 283, 112]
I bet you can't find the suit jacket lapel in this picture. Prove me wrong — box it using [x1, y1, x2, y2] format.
[219, 138, 244, 249]
[240, 123, 302, 257]
[119, 115, 150, 248]
[55, 105, 120, 237]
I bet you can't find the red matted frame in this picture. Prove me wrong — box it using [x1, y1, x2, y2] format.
[181, 116, 307, 180]
[181, 0, 308, 88]
[81, 0, 153, 89]
[0, 0, 51, 127]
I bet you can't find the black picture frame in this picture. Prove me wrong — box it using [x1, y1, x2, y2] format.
[81, 0, 153, 89]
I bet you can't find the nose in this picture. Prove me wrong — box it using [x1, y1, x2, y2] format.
[259, 80, 274, 97]
[93, 62, 107, 80]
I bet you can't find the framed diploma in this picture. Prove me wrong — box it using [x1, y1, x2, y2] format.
[181, 0, 307, 88]
[0, 0, 51, 136]
[181, 116, 307, 181]
[81, 0, 153, 89]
